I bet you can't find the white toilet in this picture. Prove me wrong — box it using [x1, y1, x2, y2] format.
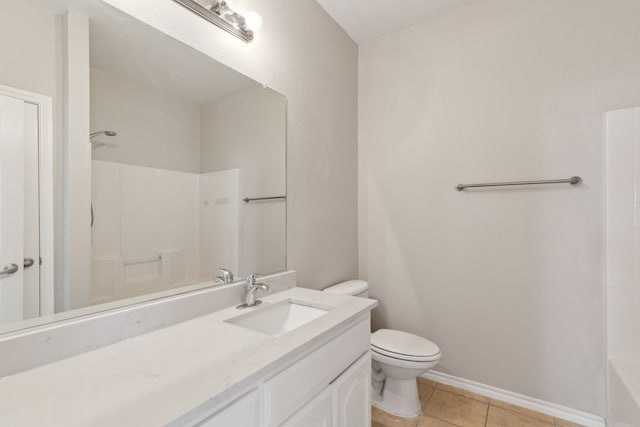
[323, 280, 441, 418]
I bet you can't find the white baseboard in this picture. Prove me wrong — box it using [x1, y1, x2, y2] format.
[422, 371, 605, 427]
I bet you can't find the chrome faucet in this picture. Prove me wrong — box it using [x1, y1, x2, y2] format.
[214, 268, 234, 284]
[237, 274, 270, 308]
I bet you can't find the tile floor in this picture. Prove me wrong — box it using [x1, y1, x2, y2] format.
[372, 378, 584, 427]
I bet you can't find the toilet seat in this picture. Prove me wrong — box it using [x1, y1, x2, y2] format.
[371, 329, 441, 362]
[371, 349, 440, 371]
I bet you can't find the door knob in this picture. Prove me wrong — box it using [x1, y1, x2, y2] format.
[24, 258, 35, 268]
[0, 263, 19, 276]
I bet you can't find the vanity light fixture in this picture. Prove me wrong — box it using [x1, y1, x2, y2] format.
[244, 11, 263, 33]
[173, 0, 257, 43]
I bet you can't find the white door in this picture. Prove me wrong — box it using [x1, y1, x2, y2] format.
[23, 102, 40, 319]
[0, 94, 25, 323]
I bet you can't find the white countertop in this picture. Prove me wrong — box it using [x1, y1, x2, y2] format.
[0, 287, 376, 426]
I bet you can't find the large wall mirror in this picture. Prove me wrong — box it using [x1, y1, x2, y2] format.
[0, 0, 286, 334]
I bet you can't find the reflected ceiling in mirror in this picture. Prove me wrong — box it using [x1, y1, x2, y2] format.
[0, 0, 286, 335]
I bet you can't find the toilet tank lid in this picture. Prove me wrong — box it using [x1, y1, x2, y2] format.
[323, 280, 369, 295]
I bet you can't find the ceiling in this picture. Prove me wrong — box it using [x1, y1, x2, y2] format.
[314, 0, 474, 44]
[28, 0, 257, 105]
[88, 9, 257, 105]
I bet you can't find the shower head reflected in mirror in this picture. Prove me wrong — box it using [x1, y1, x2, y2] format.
[90, 130, 117, 139]
[90, 130, 118, 150]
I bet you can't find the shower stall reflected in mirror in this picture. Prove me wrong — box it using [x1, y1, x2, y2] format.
[87, 6, 286, 307]
[89, 77, 286, 306]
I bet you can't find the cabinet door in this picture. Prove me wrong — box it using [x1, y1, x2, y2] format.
[196, 390, 260, 427]
[281, 386, 334, 427]
[333, 353, 371, 427]
[263, 319, 369, 426]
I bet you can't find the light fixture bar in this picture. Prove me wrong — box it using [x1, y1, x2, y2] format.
[173, 0, 254, 43]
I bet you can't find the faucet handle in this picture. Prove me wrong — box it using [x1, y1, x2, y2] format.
[217, 268, 234, 283]
[237, 274, 269, 309]
[246, 273, 261, 286]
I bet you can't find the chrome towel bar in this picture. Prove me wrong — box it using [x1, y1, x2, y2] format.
[243, 196, 286, 203]
[456, 176, 582, 191]
[124, 254, 162, 266]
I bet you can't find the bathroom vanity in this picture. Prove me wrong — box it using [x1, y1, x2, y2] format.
[0, 287, 376, 426]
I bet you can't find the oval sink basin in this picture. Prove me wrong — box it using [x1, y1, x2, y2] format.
[226, 300, 329, 337]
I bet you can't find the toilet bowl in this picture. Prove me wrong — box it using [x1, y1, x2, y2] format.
[323, 280, 441, 418]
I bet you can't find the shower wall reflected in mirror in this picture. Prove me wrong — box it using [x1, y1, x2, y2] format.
[88, 21, 286, 306]
[0, 0, 286, 333]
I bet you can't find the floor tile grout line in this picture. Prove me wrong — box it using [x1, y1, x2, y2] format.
[434, 387, 491, 406]
[435, 383, 492, 404]
[438, 388, 491, 404]
[426, 386, 491, 427]
[426, 412, 466, 427]
[425, 382, 437, 405]
[489, 401, 556, 426]
[421, 386, 466, 427]
[484, 401, 490, 426]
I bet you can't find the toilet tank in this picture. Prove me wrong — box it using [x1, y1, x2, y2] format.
[323, 280, 369, 298]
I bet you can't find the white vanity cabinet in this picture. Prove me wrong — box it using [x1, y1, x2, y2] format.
[281, 386, 334, 427]
[278, 353, 371, 427]
[332, 352, 371, 427]
[195, 390, 260, 427]
[182, 316, 371, 427]
[263, 317, 370, 426]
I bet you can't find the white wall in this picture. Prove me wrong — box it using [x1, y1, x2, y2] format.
[102, 0, 358, 289]
[90, 69, 201, 173]
[199, 169, 240, 279]
[359, 0, 640, 416]
[62, 10, 91, 310]
[92, 160, 200, 304]
[200, 87, 286, 276]
[606, 108, 640, 363]
[93, 161, 247, 303]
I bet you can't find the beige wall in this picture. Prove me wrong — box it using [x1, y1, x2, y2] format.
[359, 0, 640, 415]
[102, 0, 359, 289]
[200, 87, 286, 276]
[0, 0, 57, 97]
[90, 69, 202, 173]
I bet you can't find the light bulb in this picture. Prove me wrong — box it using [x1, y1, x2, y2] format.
[244, 11, 262, 32]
